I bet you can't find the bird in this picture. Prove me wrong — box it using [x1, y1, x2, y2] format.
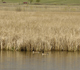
[42, 53, 49, 55]
[41, 51, 49, 55]
[33, 51, 40, 54]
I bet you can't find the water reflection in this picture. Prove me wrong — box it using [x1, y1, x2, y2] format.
[0, 51, 80, 70]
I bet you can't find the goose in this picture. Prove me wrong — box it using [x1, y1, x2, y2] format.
[42, 51, 49, 55]
[33, 51, 40, 54]
[42, 53, 49, 55]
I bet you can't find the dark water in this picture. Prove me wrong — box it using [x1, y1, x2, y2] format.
[0, 51, 80, 70]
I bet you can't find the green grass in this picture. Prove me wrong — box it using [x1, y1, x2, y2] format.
[1, 0, 80, 4]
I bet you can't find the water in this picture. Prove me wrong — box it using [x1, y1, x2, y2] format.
[0, 51, 80, 70]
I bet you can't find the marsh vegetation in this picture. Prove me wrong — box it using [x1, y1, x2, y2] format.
[0, 0, 80, 52]
[0, 10, 80, 51]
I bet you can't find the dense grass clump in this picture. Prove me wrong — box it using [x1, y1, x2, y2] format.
[0, 11, 80, 52]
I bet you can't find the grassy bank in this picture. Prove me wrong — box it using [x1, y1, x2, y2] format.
[0, 0, 80, 5]
[0, 11, 80, 51]
[0, 4, 80, 12]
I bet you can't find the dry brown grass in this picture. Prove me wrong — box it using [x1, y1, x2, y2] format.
[0, 11, 80, 51]
[0, 3, 80, 12]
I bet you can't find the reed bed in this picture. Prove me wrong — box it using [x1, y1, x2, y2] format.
[0, 11, 80, 51]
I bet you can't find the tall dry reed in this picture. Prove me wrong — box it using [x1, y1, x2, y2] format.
[0, 11, 80, 51]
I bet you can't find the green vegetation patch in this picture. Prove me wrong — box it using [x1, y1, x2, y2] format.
[1, 0, 80, 5]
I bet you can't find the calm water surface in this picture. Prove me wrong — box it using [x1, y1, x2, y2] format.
[0, 51, 80, 70]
